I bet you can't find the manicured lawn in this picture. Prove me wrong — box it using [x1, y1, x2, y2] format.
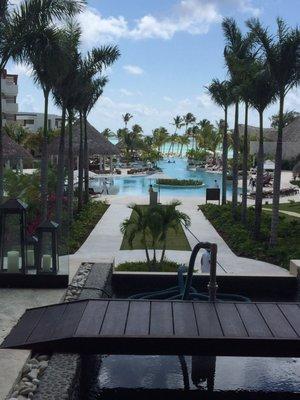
[120, 205, 191, 251]
[116, 260, 180, 272]
[263, 201, 300, 215]
[200, 204, 300, 269]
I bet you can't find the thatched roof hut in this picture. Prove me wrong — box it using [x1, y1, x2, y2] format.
[292, 161, 300, 177]
[238, 124, 277, 141]
[3, 133, 33, 160]
[48, 120, 120, 157]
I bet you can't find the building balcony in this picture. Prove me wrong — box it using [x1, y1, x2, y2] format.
[1, 79, 18, 96]
[4, 102, 18, 114]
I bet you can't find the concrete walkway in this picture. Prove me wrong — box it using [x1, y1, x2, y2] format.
[76, 195, 290, 277]
[262, 207, 300, 218]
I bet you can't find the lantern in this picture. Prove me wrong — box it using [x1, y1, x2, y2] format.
[26, 235, 39, 271]
[0, 199, 27, 274]
[37, 221, 59, 274]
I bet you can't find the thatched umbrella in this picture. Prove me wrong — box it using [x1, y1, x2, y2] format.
[292, 161, 300, 179]
[3, 133, 33, 170]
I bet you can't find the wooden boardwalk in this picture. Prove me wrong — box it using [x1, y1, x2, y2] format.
[2, 299, 300, 357]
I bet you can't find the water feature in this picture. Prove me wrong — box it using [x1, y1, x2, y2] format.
[90, 158, 236, 198]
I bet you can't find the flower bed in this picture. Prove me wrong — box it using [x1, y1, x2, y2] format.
[156, 178, 203, 187]
[115, 260, 180, 272]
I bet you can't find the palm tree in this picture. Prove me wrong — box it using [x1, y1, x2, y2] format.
[122, 113, 133, 128]
[155, 201, 191, 263]
[178, 134, 190, 157]
[222, 17, 254, 219]
[121, 204, 151, 264]
[246, 62, 276, 239]
[207, 79, 234, 205]
[247, 18, 300, 245]
[101, 128, 114, 140]
[183, 113, 196, 148]
[0, 0, 86, 202]
[153, 127, 169, 153]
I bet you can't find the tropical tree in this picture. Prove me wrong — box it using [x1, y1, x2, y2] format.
[153, 127, 169, 153]
[246, 62, 276, 239]
[101, 128, 114, 140]
[222, 17, 254, 219]
[0, 0, 86, 203]
[270, 110, 299, 129]
[247, 18, 300, 245]
[183, 113, 196, 148]
[4, 123, 29, 144]
[122, 112, 133, 128]
[207, 79, 234, 204]
[171, 115, 184, 133]
[178, 134, 190, 157]
[155, 201, 191, 263]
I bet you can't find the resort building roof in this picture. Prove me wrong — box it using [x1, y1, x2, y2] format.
[3, 133, 33, 160]
[48, 120, 120, 157]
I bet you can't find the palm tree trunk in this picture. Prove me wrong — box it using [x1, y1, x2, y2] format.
[232, 100, 239, 219]
[270, 93, 284, 246]
[221, 107, 228, 205]
[241, 102, 249, 223]
[40, 89, 50, 221]
[160, 242, 166, 263]
[254, 110, 264, 239]
[67, 111, 74, 222]
[84, 114, 89, 204]
[0, 73, 3, 203]
[143, 233, 150, 264]
[78, 112, 84, 212]
[55, 106, 66, 225]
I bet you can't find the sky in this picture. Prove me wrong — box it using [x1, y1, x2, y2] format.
[7, 0, 300, 135]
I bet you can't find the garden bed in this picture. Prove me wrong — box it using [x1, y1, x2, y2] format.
[199, 204, 300, 269]
[115, 260, 181, 272]
[120, 205, 191, 251]
[68, 201, 109, 254]
[156, 178, 203, 187]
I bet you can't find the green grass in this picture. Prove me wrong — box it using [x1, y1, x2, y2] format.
[120, 205, 191, 251]
[200, 204, 300, 269]
[156, 178, 203, 186]
[263, 201, 300, 215]
[115, 260, 180, 272]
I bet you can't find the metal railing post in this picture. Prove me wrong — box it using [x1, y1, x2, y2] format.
[208, 243, 218, 302]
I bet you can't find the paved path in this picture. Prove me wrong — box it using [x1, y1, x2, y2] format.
[262, 207, 300, 218]
[76, 195, 290, 277]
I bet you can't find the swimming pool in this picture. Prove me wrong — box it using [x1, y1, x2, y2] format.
[91, 158, 236, 198]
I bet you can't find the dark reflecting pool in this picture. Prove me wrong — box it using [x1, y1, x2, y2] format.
[82, 354, 300, 399]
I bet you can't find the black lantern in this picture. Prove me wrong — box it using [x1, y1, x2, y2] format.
[37, 221, 59, 274]
[0, 199, 27, 274]
[25, 235, 39, 271]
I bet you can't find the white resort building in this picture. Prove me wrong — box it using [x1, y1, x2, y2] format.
[16, 112, 62, 132]
[1, 69, 18, 124]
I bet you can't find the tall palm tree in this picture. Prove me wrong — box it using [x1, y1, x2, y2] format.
[247, 18, 300, 245]
[153, 127, 169, 153]
[178, 134, 190, 157]
[222, 17, 254, 219]
[101, 128, 114, 140]
[207, 79, 234, 204]
[246, 62, 276, 239]
[122, 112, 133, 128]
[183, 113, 196, 148]
[53, 21, 81, 224]
[0, 0, 86, 202]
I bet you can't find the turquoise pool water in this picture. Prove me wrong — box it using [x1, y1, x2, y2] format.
[91, 158, 235, 197]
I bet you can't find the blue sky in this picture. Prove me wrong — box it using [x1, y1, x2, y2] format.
[8, 0, 300, 134]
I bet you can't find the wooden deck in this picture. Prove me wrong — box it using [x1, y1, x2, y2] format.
[2, 299, 300, 357]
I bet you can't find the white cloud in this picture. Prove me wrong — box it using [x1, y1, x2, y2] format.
[123, 65, 144, 75]
[163, 96, 173, 102]
[20, 95, 37, 112]
[120, 88, 134, 96]
[78, 0, 260, 45]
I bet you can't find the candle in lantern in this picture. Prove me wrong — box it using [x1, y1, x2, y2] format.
[27, 250, 35, 267]
[42, 254, 52, 272]
[7, 251, 19, 273]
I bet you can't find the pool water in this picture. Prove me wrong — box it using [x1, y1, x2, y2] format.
[91, 158, 236, 198]
[83, 355, 300, 399]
